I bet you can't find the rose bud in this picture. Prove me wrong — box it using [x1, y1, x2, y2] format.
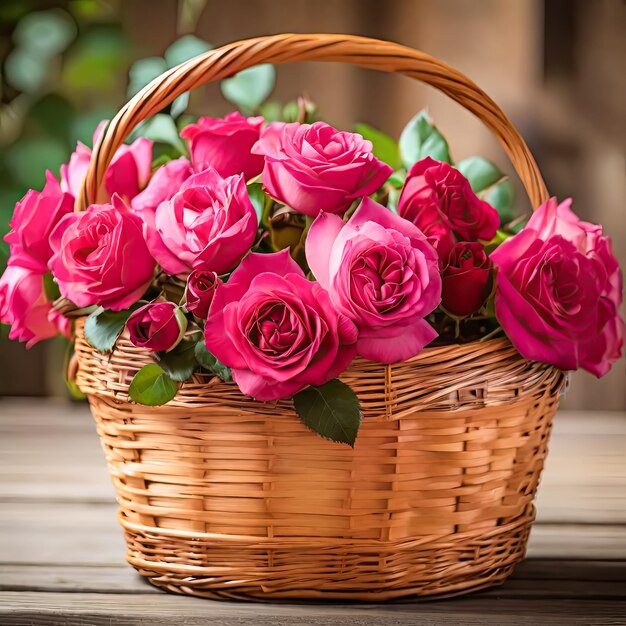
[185, 270, 221, 319]
[442, 242, 493, 317]
[127, 302, 188, 352]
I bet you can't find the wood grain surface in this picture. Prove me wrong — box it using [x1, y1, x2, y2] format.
[0, 399, 624, 624]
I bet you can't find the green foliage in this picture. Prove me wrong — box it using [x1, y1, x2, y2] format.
[131, 114, 187, 156]
[83, 306, 139, 353]
[457, 156, 517, 224]
[128, 364, 179, 406]
[164, 35, 212, 68]
[127, 56, 167, 98]
[247, 182, 267, 223]
[293, 379, 362, 447]
[355, 123, 401, 170]
[156, 339, 198, 382]
[42, 273, 61, 302]
[194, 341, 232, 381]
[399, 110, 451, 168]
[13, 9, 77, 58]
[221, 64, 276, 113]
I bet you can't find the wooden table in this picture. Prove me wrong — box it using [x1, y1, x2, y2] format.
[1, 399, 625, 625]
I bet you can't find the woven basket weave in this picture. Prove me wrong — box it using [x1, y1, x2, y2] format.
[73, 33, 566, 601]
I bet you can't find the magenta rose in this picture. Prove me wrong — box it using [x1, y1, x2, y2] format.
[49, 196, 155, 311]
[251, 121, 393, 217]
[127, 302, 187, 352]
[131, 157, 193, 252]
[491, 197, 623, 376]
[306, 197, 441, 363]
[148, 167, 258, 275]
[61, 122, 153, 203]
[185, 270, 220, 319]
[180, 112, 264, 179]
[398, 157, 499, 259]
[0, 265, 70, 348]
[4, 171, 74, 272]
[442, 242, 493, 316]
[204, 249, 358, 401]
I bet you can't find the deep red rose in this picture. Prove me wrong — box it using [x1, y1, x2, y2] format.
[127, 302, 187, 352]
[442, 242, 493, 316]
[398, 157, 500, 263]
[185, 270, 220, 319]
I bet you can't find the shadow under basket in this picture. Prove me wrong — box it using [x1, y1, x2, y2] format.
[74, 320, 565, 601]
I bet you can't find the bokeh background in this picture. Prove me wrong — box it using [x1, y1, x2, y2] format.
[0, 0, 624, 409]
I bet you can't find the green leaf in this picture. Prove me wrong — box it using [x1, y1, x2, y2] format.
[387, 169, 406, 189]
[4, 47, 50, 93]
[456, 156, 505, 193]
[247, 182, 266, 223]
[355, 123, 401, 170]
[194, 341, 232, 381]
[293, 379, 362, 447]
[221, 64, 275, 112]
[399, 110, 451, 169]
[14, 9, 77, 58]
[127, 56, 167, 98]
[42, 273, 61, 302]
[483, 180, 516, 224]
[483, 229, 511, 254]
[156, 339, 197, 382]
[165, 35, 212, 68]
[84, 305, 139, 352]
[132, 113, 186, 155]
[169, 93, 189, 119]
[128, 364, 179, 406]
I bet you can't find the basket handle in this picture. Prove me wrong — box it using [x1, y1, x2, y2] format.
[76, 33, 549, 211]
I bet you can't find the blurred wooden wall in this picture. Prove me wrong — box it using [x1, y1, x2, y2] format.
[1, 0, 624, 409]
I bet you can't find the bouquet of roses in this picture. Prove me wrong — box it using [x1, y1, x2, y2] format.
[1, 104, 623, 445]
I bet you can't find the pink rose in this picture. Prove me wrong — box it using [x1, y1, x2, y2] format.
[127, 302, 187, 352]
[442, 242, 493, 317]
[180, 112, 264, 179]
[148, 167, 257, 275]
[398, 157, 499, 260]
[252, 121, 393, 217]
[205, 249, 358, 401]
[61, 122, 153, 203]
[4, 171, 74, 272]
[49, 196, 155, 311]
[131, 157, 193, 253]
[491, 198, 623, 376]
[0, 265, 70, 348]
[306, 197, 441, 363]
[185, 270, 220, 319]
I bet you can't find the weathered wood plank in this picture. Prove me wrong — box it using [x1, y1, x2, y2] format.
[0, 591, 624, 625]
[1, 561, 624, 598]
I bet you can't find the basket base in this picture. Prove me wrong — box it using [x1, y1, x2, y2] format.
[121, 514, 531, 602]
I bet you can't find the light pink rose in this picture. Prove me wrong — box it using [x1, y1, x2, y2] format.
[204, 249, 358, 401]
[127, 302, 187, 352]
[306, 197, 441, 363]
[148, 167, 258, 275]
[4, 171, 74, 272]
[131, 157, 193, 254]
[49, 196, 155, 311]
[252, 121, 393, 217]
[180, 112, 265, 179]
[0, 265, 70, 348]
[398, 157, 499, 261]
[491, 197, 623, 376]
[61, 122, 153, 203]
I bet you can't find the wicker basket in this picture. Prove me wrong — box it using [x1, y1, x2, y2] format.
[73, 33, 566, 601]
